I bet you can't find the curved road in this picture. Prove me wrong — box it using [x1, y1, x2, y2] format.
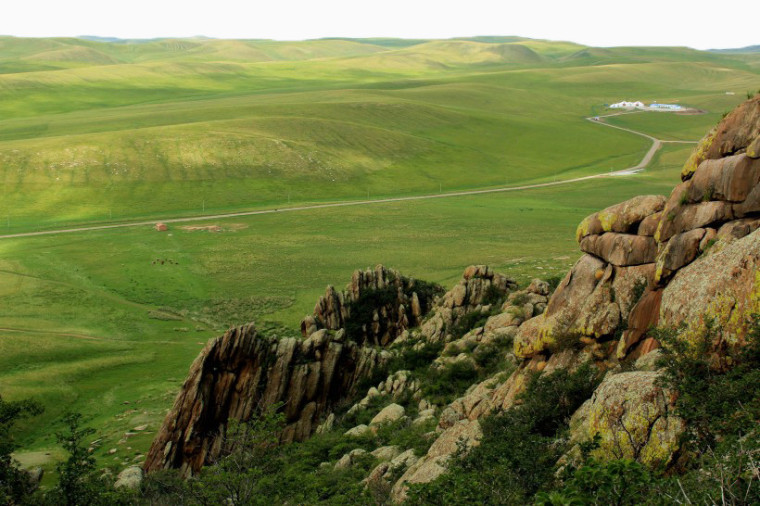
[0, 114, 697, 240]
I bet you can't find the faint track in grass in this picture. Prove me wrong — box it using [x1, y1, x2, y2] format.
[0, 114, 699, 241]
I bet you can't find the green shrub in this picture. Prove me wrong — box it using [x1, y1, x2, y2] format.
[536, 457, 655, 506]
[0, 395, 43, 504]
[448, 310, 492, 339]
[344, 286, 398, 344]
[407, 363, 600, 503]
[420, 360, 479, 406]
[655, 315, 760, 453]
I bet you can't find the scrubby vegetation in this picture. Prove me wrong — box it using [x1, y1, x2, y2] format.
[407, 363, 601, 503]
[540, 316, 760, 505]
[3, 314, 759, 504]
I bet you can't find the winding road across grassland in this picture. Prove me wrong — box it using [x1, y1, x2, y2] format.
[0, 113, 698, 240]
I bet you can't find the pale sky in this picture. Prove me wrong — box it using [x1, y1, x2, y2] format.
[3, 0, 758, 50]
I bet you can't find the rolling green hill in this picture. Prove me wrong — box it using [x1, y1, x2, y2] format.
[0, 36, 758, 476]
[0, 36, 756, 231]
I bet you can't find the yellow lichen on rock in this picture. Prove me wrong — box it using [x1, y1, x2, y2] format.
[681, 129, 715, 181]
[567, 372, 683, 469]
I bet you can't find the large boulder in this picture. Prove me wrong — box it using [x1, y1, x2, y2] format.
[580, 233, 657, 266]
[576, 195, 666, 241]
[567, 371, 683, 468]
[681, 95, 760, 180]
[370, 404, 406, 426]
[391, 420, 482, 503]
[660, 229, 760, 349]
[655, 200, 733, 243]
[654, 228, 706, 284]
[114, 466, 143, 490]
[687, 154, 760, 203]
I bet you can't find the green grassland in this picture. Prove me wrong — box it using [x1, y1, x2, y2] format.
[0, 37, 757, 231]
[0, 36, 758, 475]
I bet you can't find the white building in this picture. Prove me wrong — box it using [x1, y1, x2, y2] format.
[610, 101, 645, 109]
[649, 103, 683, 111]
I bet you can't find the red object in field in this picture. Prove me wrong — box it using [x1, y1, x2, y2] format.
[155, 223, 168, 231]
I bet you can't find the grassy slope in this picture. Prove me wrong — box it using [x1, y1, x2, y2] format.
[0, 39, 756, 231]
[0, 37, 757, 473]
[0, 143, 689, 471]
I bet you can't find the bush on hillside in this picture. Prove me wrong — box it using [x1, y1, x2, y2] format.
[407, 363, 601, 504]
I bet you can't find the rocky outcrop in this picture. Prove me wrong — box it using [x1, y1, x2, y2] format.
[145, 97, 760, 499]
[660, 228, 760, 351]
[390, 97, 760, 499]
[580, 233, 657, 266]
[682, 96, 760, 180]
[514, 256, 653, 359]
[144, 324, 388, 476]
[114, 466, 143, 490]
[420, 265, 518, 343]
[300, 265, 442, 346]
[391, 420, 482, 503]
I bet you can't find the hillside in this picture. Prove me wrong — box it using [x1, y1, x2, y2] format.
[139, 95, 760, 503]
[0, 37, 759, 496]
[0, 36, 756, 231]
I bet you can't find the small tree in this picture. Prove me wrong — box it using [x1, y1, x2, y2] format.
[188, 405, 285, 506]
[0, 395, 43, 504]
[51, 413, 99, 506]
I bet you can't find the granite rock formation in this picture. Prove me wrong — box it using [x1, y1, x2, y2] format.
[144, 323, 389, 476]
[300, 265, 442, 346]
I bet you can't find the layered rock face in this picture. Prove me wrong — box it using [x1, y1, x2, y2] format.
[419, 265, 518, 343]
[143, 323, 388, 476]
[390, 96, 760, 501]
[300, 265, 442, 346]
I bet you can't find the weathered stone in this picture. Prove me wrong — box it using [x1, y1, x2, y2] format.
[699, 228, 718, 252]
[634, 348, 663, 371]
[484, 311, 523, 331]
[527, 278, 551, 296]
[315, 413, 335, 434]
[371, 446, 402, 462]
[114, 466, 143, 490]
[681, 96, 760, 180]
[617, 289, 663, 359]
[301, 265, 442, 346]
[580, 233, 657, 266]
[370, 403, 406, 426]
[637, 212, 662, 236]
[420, 266, 517, 343]
[660, 229, 760, 349]
[144, 324, 387, 476]
[688, 154, 760, 203]
[716, 217, 760, 243]
[748, 135, 760, 158]
[610, 264, 655, 321]
[567, 371, 683, 468]
[391, 420, 482, 503]
[576, 195, 666, 242]
[654, 229, 706, 284]
[345, 424, 372, 438]
[656, 200, 733, 243]
[734, 183, 760, 217]
[335, 448, 368, 470]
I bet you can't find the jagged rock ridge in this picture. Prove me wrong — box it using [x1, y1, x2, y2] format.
[143, 324, 389, 476]
[300, 265, 442, 346]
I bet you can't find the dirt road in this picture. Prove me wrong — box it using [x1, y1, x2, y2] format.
[0, 115, 696, 241]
